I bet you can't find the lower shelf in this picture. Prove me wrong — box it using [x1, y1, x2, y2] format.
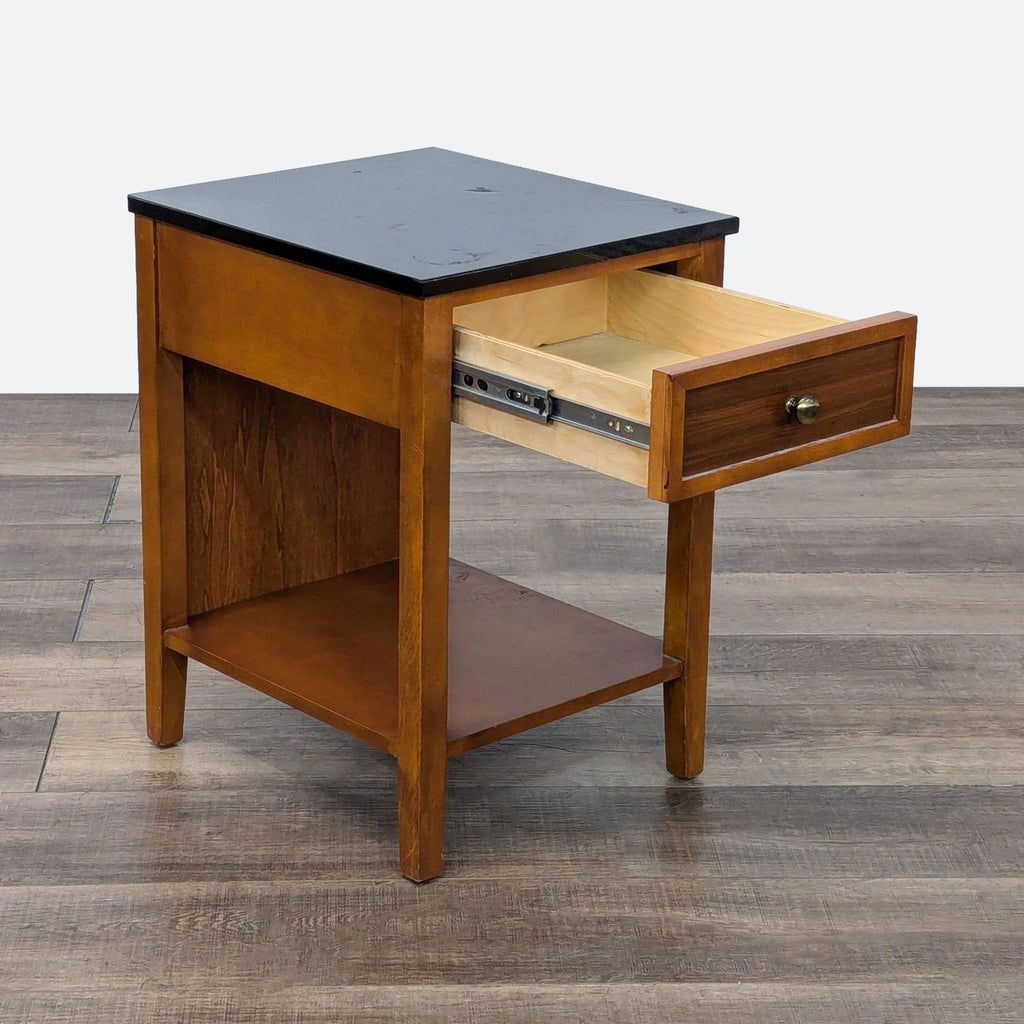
[165, 558, 680, 756]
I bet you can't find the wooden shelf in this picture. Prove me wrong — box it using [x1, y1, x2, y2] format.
[164, 558, 680, 756]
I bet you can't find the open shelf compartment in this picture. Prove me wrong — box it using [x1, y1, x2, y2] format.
[165, 558, 680, 757]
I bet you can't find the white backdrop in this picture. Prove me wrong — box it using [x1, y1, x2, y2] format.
[3, 1, 1020, 391]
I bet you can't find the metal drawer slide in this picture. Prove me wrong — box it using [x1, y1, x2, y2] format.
[452, 359, 651, 450]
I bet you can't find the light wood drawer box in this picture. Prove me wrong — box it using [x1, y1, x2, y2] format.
[452, 270, 916, 501]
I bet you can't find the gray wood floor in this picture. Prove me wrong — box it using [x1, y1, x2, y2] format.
[0, 390, 1022, 1023]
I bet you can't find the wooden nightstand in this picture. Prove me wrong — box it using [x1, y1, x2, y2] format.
[129, 148, 915, 881]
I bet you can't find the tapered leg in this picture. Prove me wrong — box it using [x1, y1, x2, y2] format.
[658, 235, 724, 778]
[146, 648, 188, 747]
[396, 297, 452, 882]
[135, 217, 189, 747]
[662, 492, 715, 779]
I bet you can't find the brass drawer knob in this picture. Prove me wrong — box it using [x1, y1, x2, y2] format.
[786, 393, 820, 424]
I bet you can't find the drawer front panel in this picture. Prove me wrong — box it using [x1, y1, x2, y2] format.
[649, 313, 916, 501]
[683, 337, 900, 476]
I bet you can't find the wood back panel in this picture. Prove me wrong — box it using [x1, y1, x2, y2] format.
[183, 361, 399, 616]
[607, 273, 844, 357]
[156, 224, 403, 427]
[454, 265, 842, 360]
[453, 277, 607, 348]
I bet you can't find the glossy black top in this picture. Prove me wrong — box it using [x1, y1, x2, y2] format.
[128, 148, 738, 298]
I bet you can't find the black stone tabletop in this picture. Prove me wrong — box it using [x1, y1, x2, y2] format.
[129, 148, 738, 297]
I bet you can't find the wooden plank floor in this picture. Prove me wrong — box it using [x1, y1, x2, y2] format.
[0, 390, 1022, 1024]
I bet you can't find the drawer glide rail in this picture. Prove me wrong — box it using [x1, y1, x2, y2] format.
[452, 359, 651, 450]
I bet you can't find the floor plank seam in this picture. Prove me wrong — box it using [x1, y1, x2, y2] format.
[33, 711, 60, 793]
[0, 877, 1014, 893]
[101, 476, 121, 525]
[71, 579, 94, 642]
[24, 783, 1024, 796]
[456, 515, 1024, 522]
[0, 874, 1016, 893]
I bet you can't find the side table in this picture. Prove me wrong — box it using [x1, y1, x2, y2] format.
[129, 148, 915, 880]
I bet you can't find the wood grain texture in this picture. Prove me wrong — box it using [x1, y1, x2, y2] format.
[0, 713, 57, 792]
[650, 314, 916, 499]
[395, 295, 453, 881]
[453, 276, 608, 348]
[38, 703, 1024, 792]
[0, 643, 276, 711]
[1, 878, 1020, 987]
[0, 580, 86, 642]
[447, 420, 1024, 473]
[3, 984, 1023, 1024]
[114, 464, 1024, 523]
[71, 579, 142, 641]
[699, 634, 1024, 703]
[165, 568, 400, 753]
[458, 705, 1024, 787]
[668, 235, 726, 288]
[501, 570, 1024, 637]
[155, 224, 405, 426]
[804, 424, 1024, 469]
[0, 394, 136, 434]
[607, 271, 842, 356]
[541, 331, 694, 381]
[451, 516, 1024, 575]
[453, 254, 914, 500]
[441, 564, 678, 755]
[2, 390, 1022, 1023]
[4, 635, 1021, 713]
[658, 249, 722, 784]
[453, 265, 910, 496]
[444, 241, 706, 308]
[0, 524, 140, 580]
[6, 514, 1017, 584]
[663, 494, 715, 779]
[181, 361, 399, 616]
[454, 267, 842, 365]
[0, 433, 139, 476]
[912, 387, 1024, 424]
[684, 338, 900, 473]
[3, 786, 1022, 882]
[719, 468, 1024, 519]
[453, 398, 649, 487]
[105, 472, 140, 521]
[75, 567, 1024, 643]
[456, 262, 841, 368]
[163, 560, 677, 758]
[135, 216, 188, 748]
[0, 476, 116, 525]
[453, 326, 651, 420]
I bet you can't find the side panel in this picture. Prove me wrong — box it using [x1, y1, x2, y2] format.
[156, 224, 404, 427]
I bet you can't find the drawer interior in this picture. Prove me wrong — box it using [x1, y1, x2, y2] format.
[449, 269, 907, 495]
[453, 270, 846, 410]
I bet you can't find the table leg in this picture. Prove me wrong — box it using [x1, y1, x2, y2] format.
[657, 236, 724, 778]
[397, 298, 452, 882]
[135, 217, 189, 747]
[662, 492, 715, 779]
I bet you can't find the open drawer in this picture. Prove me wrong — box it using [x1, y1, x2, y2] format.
[452, 270, 916, 501]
